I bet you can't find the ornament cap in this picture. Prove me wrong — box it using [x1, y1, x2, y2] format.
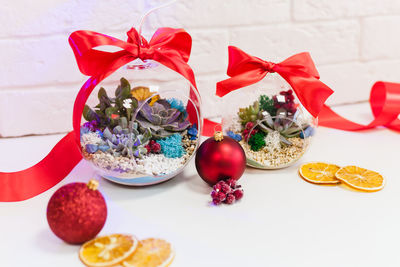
[214, 131, 224, 142]
[87, 179, 99, 190]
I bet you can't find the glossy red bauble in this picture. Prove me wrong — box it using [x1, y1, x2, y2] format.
[195, 133, 246, 186]
[46, 180, 107, 244]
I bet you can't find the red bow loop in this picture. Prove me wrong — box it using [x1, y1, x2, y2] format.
[277, 52, 320, 79]
[69, 27, 195, 85]
[149, 27, 192, 63]
[126, 28, 154, 61]
[126, 28, 148, 46]
[217, 46, 333, 117]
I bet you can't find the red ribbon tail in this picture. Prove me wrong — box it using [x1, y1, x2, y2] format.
[318, 104, 372, 131]
[0, 132, 82, 202]
[319, 81, 400, 132]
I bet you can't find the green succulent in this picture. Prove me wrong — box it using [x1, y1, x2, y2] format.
[102, 122, 151, 158]
[248, 131, 266, 151]
[259, 95, 277, 116]
[83, 78, 138, 129]
[256, 111, 307, 145]
[238, 101, 261, 125]
[136, 100, 190, 139]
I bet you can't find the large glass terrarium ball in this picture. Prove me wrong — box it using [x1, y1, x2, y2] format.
[80, 59, 202, 185]
[221, 73, 317, 169]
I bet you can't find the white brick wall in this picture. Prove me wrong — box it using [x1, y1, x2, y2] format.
[0, 0, 399, 136]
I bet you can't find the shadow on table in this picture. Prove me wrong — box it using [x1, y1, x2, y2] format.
[34, 228, 78, 254]
[99, 169, 209, 201]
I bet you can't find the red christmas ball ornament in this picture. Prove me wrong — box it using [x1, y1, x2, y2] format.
[195, 131, 246, 185]
[47, 179, 107, 244]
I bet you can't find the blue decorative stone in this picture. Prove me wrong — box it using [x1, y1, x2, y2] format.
[85, 144, 99, 153]
[80, 126, 90, 136]
[187, 124, 198, 139]
[157, 133, 186, 158]
[300, 126, 315, 139]
[98, 145, 110, 152]
[95, 130, 104, 138]
[227, 131, 242, 142]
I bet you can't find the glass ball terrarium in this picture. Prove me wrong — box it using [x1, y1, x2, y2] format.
[222, 73, 316, 169]
[80, 59, 201, 185]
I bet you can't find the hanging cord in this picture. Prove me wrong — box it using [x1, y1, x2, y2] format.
[138, 0, 178, 44]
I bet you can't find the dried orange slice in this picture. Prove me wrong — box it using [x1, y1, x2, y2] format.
[299, 162, 341, 184]
[79, 234, 138, 267]
[121, 238, 174, 267]
[335, 165, 385, 192]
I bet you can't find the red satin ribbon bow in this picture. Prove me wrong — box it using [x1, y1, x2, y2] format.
[216, 46, 334, 117]
[0, 27, 199, 202]
[70, 27, 199, 144]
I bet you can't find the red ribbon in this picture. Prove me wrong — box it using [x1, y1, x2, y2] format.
[212, 46, 400, 135]
[319, 81, 400, 131]
[216, 46, 334, 118]
[0, 28, 199, 202]
[70, 27, 200, 145]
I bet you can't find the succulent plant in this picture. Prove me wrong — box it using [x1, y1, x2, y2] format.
[238, 101, 261, 125]
[167, 98, 187, 118]
[83, 78, 138, 129]
[136, 100, 190, 139]
[255, 111, 308, 145]
[102, 122, 151, 158]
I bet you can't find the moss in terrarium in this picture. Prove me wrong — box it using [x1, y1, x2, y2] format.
[157, 133, 186, 158]
[259, 95, 277, 116]
[248, 131, 266, 151]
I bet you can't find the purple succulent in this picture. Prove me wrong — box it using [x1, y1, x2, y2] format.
[136, 99, 190, 139]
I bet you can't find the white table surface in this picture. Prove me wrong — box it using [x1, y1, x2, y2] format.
[1, 103, 400, 267]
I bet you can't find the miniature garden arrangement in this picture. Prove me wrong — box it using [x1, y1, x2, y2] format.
[80, 78, 199, 181]
[224, 89, 316, 169]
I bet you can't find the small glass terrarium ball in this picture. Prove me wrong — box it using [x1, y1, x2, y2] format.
[221, 73, 316, 169]
[80, 59, 201, 185]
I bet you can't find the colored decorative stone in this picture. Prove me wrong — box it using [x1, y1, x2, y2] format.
[227, 131, 242, 142]
[86, 144, 99, 154]
[187, 124, 198, 140]
[98, 145, 110, 152]
[300, 126, 315, 139]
